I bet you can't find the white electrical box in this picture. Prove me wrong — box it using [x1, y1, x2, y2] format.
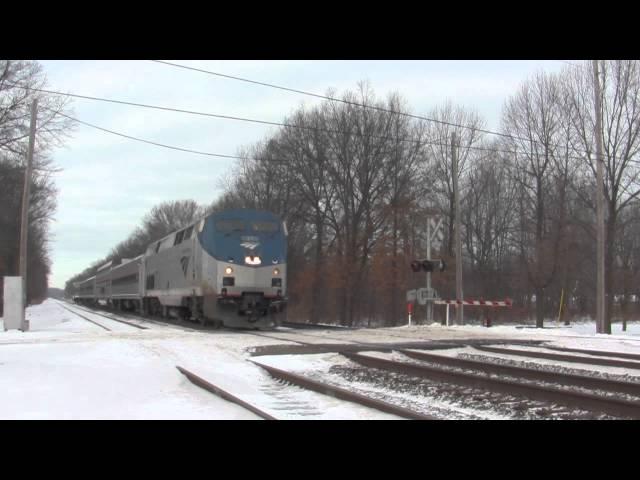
[417, 287, 438, 305]
[406, 289, 417, 303]
[3, 276, 23, 331]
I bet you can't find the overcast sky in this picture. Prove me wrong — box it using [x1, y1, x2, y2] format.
[40, 60, 569, 288]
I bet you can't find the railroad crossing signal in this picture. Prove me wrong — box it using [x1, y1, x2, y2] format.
[410, 259, 446, 273]
[429, 217, 444, 251]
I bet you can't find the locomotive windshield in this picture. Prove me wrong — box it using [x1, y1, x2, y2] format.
[251, 221, 279, 232]
[215, 219, 245, 233]
[199, 210, 287, 263]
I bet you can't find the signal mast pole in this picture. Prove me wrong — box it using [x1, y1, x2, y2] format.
[592, 60, 607, 334]
[426, 215, 432, 323]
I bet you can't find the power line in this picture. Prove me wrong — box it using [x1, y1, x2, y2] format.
[58, 108, 600, 170]
[51, 108, 506, 162]
[6, 80, 454, 148]
[49, 110, 267, 161]
[8, 80, 597, 162]
[151, 59, 588, 151]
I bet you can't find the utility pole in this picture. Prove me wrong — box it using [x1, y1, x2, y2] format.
[592, 60, 607, 334]
[426, 215, 432, 322]
[19, 99, 38, 332]
[452, 132, 463, 325]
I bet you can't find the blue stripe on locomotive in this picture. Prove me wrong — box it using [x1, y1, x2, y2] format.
[197, 209, 287, 264]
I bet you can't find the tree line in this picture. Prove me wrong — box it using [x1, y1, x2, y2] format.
[0, 60, 72, 314]
[213, 62, 640, 329]
[65, 61, 640, 330]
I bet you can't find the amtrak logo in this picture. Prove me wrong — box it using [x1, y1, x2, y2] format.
[240, 236, 260, 250]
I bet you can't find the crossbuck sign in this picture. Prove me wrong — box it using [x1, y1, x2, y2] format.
[429, 217, 444, 251]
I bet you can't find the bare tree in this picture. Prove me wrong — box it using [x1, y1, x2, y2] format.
[0, 60, 73, 306]
[141, 199, 203, 242]
[422, 101, 485, 258]
[501, 71, 570, 327]
[563, 60, 640, 332]
[461, 144, 519, 300]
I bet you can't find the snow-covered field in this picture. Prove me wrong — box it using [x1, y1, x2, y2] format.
[2, 299, 639, 419]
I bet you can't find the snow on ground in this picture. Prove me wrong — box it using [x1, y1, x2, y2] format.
[0, 300, 398, 419]
[2, 299, 640, 419]
[0, 338, 261, 420]
[0, 301, 265, 419]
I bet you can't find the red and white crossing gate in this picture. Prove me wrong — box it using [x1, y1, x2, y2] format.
[434, 298, 513, 326]
[434, 299, 512, 307]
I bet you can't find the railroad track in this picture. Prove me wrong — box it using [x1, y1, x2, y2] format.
[59, 301, 149, 331]
[474, 345, 640, 370]
[281, 321, 356, 331]
[61, 300, 640, 418]
[542, 345, 640, 362]
[59, 303, 113, 331]
[176, 366, 276, 420]
[178, 362, 425, 420]
[62, 300, 212, 332]
[78, 304, 192, 331]
[65, 300, 351, 335]
[250, 360, 434, 419]
[341, 351, 640, 419]
[401, 349, 640, 397]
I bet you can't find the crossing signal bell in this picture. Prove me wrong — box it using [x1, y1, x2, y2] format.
[410, 259, 445, 273]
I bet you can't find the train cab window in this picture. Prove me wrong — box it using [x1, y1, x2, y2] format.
[174, 230, 184, 246]
[155, 241, 161, 253]
[183, 226, 194, 240]
[251, 221, 279, 232]
[215, 219, 245, 233]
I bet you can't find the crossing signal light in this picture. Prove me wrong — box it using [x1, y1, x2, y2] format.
[410, 259, 446, 273]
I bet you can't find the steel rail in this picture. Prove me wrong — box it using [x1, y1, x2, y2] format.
[59, 303, 111, 331]
[251, 361, 435, 420]
[542, 345, 640, 362]
[474, 345, 640, 370]
[61, 301, 149, 330]
[401, 349, 640, 397]
[176, 366, 276, 420]
[342, 352, 640, 419]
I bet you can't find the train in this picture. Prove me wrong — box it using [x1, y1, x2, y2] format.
[72, 209, 287, 329]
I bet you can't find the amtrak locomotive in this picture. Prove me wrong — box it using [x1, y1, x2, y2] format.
[72, 209, 287, 329]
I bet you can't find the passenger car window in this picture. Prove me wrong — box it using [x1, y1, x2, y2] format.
[174, 230, 184, 245]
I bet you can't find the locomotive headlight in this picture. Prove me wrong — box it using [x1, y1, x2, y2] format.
[245, 255, 262, 265]
[224, 266, 233, 275]
[273, 268, 280, 275]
